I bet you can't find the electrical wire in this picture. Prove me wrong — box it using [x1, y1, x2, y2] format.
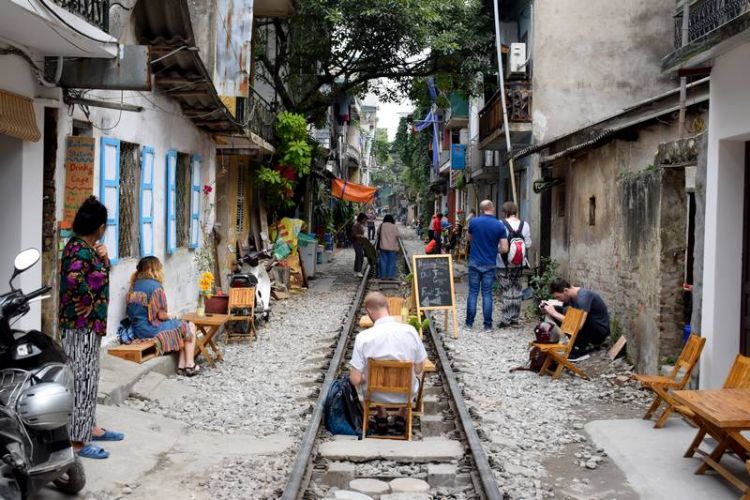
[35, 0, 118, 45]
[91, 91, 124, 131]
[0, 45, 57, 87]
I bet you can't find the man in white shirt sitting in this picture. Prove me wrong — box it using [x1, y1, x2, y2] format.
[349, 291, 427, 435]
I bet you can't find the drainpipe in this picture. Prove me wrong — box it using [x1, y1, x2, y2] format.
[678, 0, 690, 138]
[492, 0, 518, 206]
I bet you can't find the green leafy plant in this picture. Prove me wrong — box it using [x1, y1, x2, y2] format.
[526, 257, 560, 321]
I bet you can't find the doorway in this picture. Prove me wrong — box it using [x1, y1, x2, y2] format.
[741, 142, 750, 355]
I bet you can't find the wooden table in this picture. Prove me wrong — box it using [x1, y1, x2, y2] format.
[674, 389, 750, 495]
[358, 315, 403, 329]
[182, 313, 228, 368]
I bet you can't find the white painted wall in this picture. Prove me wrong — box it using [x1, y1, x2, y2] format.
[56, 91, 217, 342]
[700, 42, 750, 388]
[0, 56, 46, 331]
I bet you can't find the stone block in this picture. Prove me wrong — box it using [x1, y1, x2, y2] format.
[389, 477, 430, 494]
[419, 415, 454, 437]
[324, 462, 356, 489]
[319, 437, 463, 463]
[422, 395, 446, 414]
[349, 478, 390, 498]
[381, 494, 431, 500]
[427, 463, 457, 488]
[325, 490, 374, 500]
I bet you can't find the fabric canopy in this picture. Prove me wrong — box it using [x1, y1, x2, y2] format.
[332, 178, 377, 204]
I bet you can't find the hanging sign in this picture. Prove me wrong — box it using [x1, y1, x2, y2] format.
[62, 136, 95, 229]
[451, 144, 466, 170]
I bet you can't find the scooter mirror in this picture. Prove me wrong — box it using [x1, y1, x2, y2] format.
[10, 248, 40, 289]
[14, 249, 40, 273]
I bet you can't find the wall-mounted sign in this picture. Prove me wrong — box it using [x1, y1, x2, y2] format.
[451, 144, 465, 170]
[62, 136, 95, 229]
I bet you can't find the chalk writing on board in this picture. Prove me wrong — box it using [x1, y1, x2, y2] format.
[62, 136, 95, 229]
[414, 256, 453, 308]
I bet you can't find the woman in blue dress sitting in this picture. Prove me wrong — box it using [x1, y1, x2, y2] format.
[126, 257, 200, 376]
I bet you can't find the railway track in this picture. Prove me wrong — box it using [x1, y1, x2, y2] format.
[281, 241, 503, 500]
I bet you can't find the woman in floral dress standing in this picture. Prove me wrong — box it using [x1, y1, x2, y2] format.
[59, 196, 123, 459]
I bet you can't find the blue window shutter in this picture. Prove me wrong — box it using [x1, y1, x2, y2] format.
[140, 146, 155, 257]
[189, 155, 201, 249]
[166, 150, 177, 255]
[99, 137, 120, 264]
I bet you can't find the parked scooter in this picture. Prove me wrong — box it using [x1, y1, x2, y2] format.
[0, 248, 85, 499]
[229, 242, 274, 323]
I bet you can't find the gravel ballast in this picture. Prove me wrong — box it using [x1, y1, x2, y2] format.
[124, 249, 360, 499]
[401, 231, 649, 499]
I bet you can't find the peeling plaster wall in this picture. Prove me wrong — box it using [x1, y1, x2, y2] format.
[548, 116, 705, 373]
[532, 0, 677, 142]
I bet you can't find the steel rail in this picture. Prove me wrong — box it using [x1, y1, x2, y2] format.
[281, 262, 371, 500]
[400, 239, 503, 500]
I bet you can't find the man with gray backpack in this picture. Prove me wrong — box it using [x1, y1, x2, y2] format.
[497, 201, 532, 328]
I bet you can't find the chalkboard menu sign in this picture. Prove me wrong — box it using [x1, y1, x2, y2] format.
[412, 254, 459, 338]
[414, 255, 454, 308]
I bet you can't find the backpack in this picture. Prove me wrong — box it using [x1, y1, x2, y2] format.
[503, 220, 527, 267]
[509, 321, 559, 373]
[323, 375, 363, 436]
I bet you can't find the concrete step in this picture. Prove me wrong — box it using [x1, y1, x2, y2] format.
[98, 349, 177, 405]
[319, 436, 463, 463]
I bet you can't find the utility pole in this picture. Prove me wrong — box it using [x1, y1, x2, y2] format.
[492, 0, 518, 206]
[678, 0, 690, 138]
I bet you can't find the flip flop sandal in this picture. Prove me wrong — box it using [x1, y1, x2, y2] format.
[184, 364, 201, 377]
[176, 368, 186, 376]
[91, 429, 124, 441]
[78, 444, 109, 459]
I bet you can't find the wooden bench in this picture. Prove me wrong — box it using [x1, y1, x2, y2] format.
[108, 339, 158, 364]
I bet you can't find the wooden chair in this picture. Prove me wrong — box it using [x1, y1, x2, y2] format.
[362, 359, 414, 441]
[682, 354, 750, 457]
[225, 287, 256, 342]
[633, 333, 706, 428]
[532, 308, 589, 380]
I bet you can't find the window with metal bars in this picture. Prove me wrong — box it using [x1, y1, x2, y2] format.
[176, 153, 191, 248]
[118, 142, 141, 259]
[235, 166, 247, 237]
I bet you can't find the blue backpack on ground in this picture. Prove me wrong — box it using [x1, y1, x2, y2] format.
[324, 375, 363, 436]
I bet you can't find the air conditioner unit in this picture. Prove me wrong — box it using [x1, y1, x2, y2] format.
[508, 43, 527, 75]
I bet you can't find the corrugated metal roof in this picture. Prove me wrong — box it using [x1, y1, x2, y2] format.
[132, 0, 244, 135]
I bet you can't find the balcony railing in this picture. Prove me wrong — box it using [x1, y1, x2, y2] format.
[478, 80, 532, 144]
[52, 0, 110, 32]
[674, 0, 750, 47]
[236, 89, 275, 144]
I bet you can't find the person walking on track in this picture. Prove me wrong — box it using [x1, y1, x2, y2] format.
[465, 200, 508, 331]
[352, 213, 367, 277]
[497, 201, 532, 327]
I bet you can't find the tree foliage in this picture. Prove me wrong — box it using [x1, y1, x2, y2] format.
[256, 0, 493, 121]
[393, 110, 433, 230]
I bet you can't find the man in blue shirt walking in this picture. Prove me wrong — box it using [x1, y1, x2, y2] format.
[466, 200, 508, 330]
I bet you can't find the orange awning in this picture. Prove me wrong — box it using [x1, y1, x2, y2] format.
[332, 178, 377, 204]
